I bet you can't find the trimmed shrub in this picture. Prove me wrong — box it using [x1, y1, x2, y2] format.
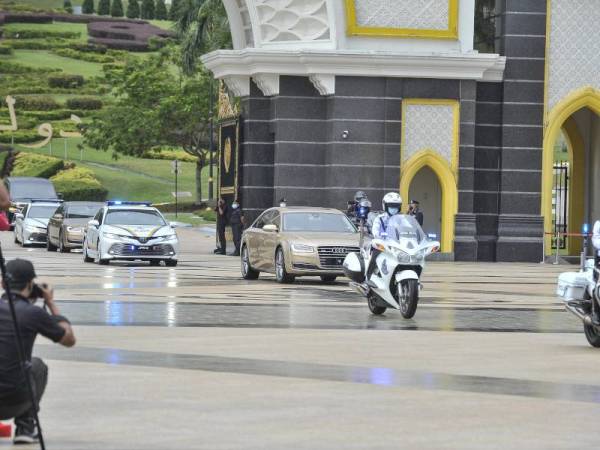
[0, 61, 60, 74]
[141, 0, 154, 20]
[196, 209, 216, 222]
[50, 167, 108, 201]
[97, 0, 110, 15]
[1, 13, 53, 24]
[69, 42, 108, 54]
[65, 97, 103, 110]
[48, 74, 85, 89]
[4, 29, 81, 39]
[3, 38, 73, 50]
[63, 0, 73, 13]
[168, 0, 180, 20]
[14, 95, 60, 111]
[22, 110, 87, 121]
[12, 153, 65, 178]
[89, 37, 149, 51]
[110, 0, 124, 17]
[53, 48, 114, 63]
[143, 149, 197, 163]
[0, 45, 12, 55]
[82, 0, 94, 14]
[126, 0, 140, 19]
[0, 130, 43, 144]
[155, 0, 167, 20]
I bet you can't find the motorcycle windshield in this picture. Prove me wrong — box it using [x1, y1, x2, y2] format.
[386, 214, 427, 244]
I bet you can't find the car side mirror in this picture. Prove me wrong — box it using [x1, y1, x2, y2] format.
[88, 219, 99, 228]
[263, 224, 278, 233]
[169, 222, 178, 228]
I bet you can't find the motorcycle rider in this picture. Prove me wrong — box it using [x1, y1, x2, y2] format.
[365, 192, 403, 281]
[591, 220, 600, 324]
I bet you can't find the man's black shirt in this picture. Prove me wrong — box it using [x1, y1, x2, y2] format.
[0, 295, 64, 396]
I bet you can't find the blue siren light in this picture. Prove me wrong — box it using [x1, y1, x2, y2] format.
[583, 223, 590, 234]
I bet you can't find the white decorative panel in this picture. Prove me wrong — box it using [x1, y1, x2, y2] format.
[403, 103, 455, 166]
[355, 0, 449, 30]
[548, 0, 600, 111]
[254, 0, 330, 43]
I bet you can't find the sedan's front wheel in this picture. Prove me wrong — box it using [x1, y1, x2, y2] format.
[241, 245, 259, 280]
[83, 240, 93, 263]
[275, 248, 295, 284]
[59, 232, 70, 253]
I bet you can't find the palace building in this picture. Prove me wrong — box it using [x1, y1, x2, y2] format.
[202, 0, 596, 262]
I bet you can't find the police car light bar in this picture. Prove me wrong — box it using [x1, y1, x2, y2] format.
[107, 200, 152, 207]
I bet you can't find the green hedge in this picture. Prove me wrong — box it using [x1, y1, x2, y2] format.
[0, 45, 13, 55]
[0, 61, 60, 74]
[53, 48, 115, 64]
[0, 130, 42, 143]
[21, 109, 87, 121]
[142, 148, 197, 163]
[14, 95, 60, 111]
[196, 208, 216, 222]
[50, 167, 108, 201]
[12, 152, 65, 178]
[48, 74, 85, 89]
[2, 39, 74, 50]
[4, 29, 81, 40]
[65, 97, 103, 110]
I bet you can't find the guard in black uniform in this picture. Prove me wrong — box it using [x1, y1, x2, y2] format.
[214, 198, 229, 255]
[409, 199, 424, 227]
[229, 200, 244, 257]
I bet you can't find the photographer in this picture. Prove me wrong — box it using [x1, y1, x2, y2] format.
[0, 259, 75, 445]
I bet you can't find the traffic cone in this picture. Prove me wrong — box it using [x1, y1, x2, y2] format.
[0, 421, 12, 438]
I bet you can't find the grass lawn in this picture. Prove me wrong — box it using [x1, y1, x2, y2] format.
[3, 22, 88, 39]
[164, 213, 213, 227]
[16, 138, 211, 204]
[3, 50, 105, 77]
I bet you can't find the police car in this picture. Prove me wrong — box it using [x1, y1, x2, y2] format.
[82, 201, 179, 266]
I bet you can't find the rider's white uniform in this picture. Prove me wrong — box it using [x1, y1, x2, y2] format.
[593, 220, 600, 252]
[372, 213, 393, 239]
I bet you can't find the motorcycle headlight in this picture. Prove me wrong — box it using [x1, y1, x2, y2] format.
[291, 243, 315, 253]
[389, 247, 411, 263]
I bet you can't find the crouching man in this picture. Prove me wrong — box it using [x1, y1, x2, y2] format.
[0, 259, 75, 444]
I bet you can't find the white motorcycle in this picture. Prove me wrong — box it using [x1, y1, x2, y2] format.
[343, 214, 439, 318]
[557, 258, 600, 347]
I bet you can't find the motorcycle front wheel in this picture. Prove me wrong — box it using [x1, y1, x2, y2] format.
[367, 294, 386, 315]
[399, 279, 419, 319]
[584, 324, 600, 347]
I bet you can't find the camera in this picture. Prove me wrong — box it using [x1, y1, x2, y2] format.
[29, 283, 47, 300]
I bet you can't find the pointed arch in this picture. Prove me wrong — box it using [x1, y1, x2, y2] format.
[400, 150, 458, 252]
[542, 87, 600, 253]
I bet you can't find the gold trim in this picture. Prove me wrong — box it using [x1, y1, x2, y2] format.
[345, 0, 459, 40]
[400, 98, 460, 252]
[218, 81, 239, 120]
[217, 119, 240, 200]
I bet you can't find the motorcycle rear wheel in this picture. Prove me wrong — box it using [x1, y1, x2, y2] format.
[367, 294, 386, 315]
[399, 279, 419, 319]
[584, 324, 600, 347]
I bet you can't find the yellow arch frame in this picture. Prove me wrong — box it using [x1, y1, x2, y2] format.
[561, 117, 585, 255]
[345, 0, 459, 40]
[400, 150, 458, 252]
[542, 87, 600, 253]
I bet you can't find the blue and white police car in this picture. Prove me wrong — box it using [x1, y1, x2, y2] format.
[82, 201, 179, 266]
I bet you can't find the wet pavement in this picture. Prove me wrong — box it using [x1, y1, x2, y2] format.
[0, 229, 598, 449]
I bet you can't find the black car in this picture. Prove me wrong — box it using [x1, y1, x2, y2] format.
[5, 177, 59, 227]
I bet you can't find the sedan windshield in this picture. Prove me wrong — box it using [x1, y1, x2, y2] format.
[283, 212, 357, 233]
[105, 210, 166, 226]
[28, 205, 59, 219]
[67, 205, 102, 219]
[10, 181, 57, 200]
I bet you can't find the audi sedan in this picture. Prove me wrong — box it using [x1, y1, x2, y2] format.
[241, 207, 360, 283]
[47, 201, 104, 252]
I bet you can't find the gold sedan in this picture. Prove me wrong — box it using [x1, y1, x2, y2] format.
[241, 207, 360, 283]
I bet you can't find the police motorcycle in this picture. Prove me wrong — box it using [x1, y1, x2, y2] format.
[556, 223, 600, 347]
[343, 202, 440, 318]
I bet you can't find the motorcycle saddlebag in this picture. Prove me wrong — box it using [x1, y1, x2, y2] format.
[343, 252, 365, 283]
[556, 272, 589, 301]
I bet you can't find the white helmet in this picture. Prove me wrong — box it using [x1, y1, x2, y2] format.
[382, 192, 402, 216]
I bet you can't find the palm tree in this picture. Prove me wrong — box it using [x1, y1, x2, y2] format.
[174, 0, 231, 75]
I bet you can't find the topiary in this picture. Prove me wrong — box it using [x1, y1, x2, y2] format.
[168, 0, 180, 20]
[97, 0, 110, 15]
[63, 0, 73, 13]
[155, 0, 167, 20]
[126, 0, 140, 18]
[65, 97, 103, 110]
[141, 0, 155, 20]
[82, 0, 95, 14]
[110, 0, 124, 17]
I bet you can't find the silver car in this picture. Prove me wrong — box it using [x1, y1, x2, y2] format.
[14, 200, 62, 247]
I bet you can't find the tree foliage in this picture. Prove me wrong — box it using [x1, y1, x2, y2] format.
[168, 0, 180, 20]
[141, 0, 155, 19]
[63, 0, 73, 13]
[175, 0, 232, 75]
[82, 0, 95, 14]
[155, 0, 167, 19]
[126, 0, 140, 18]
[84, 48, 215, 202]
[110, 0, 124, 17]
[97, 0, 110, 15]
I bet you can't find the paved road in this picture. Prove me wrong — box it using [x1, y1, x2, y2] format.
[0, 229, 598, 449]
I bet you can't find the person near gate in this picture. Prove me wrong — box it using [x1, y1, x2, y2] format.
[229, 200, 244, 257]
[0, 259, 76, 444]
[408, 199, 424, 227]
[214, 198, 229, 255]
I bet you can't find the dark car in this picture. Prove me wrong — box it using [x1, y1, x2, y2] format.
[6, 177, 59, 226]
[47, 201, 104, 252]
